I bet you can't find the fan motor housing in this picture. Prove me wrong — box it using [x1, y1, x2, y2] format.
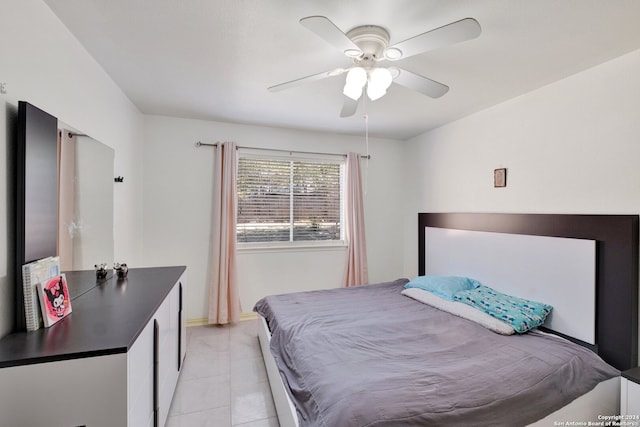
[346, 25, 390, 60]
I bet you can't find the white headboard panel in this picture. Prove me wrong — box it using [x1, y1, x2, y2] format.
[425, 227, 596, 344]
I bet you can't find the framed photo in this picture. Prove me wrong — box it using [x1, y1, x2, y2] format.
[494, 168, 507, 188]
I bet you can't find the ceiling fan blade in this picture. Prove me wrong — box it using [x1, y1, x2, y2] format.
[268, 68, 346, 92]
[340, 97, 359, 118]
[300, 16, 362, 55]
[388, 18, 481, 60]
[393, 68, 449, 98]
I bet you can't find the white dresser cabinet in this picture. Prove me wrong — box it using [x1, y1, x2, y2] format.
[621, 367, 640, 416]
[0, 266, 187, 427]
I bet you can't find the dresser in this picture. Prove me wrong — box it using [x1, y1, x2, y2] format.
[0, 266, 187, 427]
[621, 367, 640, 417]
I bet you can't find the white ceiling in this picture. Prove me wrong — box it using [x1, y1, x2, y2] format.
[43, 0, 640, 140]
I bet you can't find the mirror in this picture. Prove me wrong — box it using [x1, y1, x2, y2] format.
[58, 130, 114, 271]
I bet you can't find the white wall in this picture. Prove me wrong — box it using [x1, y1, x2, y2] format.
[142, 115, 405, 320]
[0, 0, 144, 337]
[401, 48, 640, 277]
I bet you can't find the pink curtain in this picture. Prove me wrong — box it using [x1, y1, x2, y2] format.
[343, 152, 368, 287]
[208, 142, 241, 324]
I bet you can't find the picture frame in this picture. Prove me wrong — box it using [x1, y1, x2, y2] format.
[494, 168, 507, 188]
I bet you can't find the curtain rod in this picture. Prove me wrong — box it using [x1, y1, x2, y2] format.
[195, 141, 371, 160]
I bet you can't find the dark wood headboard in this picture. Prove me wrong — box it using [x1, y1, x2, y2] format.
[418, 213, 639, 371]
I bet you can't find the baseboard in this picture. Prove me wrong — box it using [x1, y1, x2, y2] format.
[186, 317, 209, 327]
[240, 312, 258, 321]
[186, 312, 257, 327]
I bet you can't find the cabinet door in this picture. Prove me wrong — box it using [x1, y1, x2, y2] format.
[0, 354, 128, 427]
[157, 282, 182, 427]
[128, 313, 155, 427]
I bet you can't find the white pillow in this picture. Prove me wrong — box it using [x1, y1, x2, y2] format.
[401, 287, 515, 335]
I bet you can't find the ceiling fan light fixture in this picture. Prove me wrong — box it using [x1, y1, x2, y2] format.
[343, 67, 367, 100]
[384, 47, 403, 60]
[343, 83, 363, 100]
[370, 68, 392, 87]
[366, 85, 386, 101]
[344, 48, 363, 58]
[345, 67, 367, 86]
[366, 68, 392, 101]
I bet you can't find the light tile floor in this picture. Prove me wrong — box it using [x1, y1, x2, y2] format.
[167, 319, 280, 427]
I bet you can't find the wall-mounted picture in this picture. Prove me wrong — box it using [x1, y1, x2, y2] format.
[494, 168, 507, 188]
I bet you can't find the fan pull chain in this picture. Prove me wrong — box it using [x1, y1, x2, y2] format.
[364, 113, 369, 195]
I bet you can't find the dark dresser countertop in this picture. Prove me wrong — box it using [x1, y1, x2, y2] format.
[0, 266, 186, 368]
[622, 366, 640, 385]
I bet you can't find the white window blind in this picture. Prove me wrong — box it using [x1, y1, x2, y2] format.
[237, 155, 344, 244]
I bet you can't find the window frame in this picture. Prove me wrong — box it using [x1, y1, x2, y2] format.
[235, 149, 346, 250]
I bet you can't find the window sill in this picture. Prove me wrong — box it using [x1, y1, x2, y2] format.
[237, 241, 347, 253]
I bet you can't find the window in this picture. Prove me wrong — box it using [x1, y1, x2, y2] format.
[236, 152, 344, 245]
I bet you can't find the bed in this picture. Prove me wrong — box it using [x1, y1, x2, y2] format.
[255, 213, 639, 426]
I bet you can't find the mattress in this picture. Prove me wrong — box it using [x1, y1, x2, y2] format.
[254, 279, 619, 427]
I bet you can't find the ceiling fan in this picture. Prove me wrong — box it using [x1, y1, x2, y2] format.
[268, 16, 481, 117]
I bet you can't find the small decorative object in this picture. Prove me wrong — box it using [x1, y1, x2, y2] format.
[114, 176, 124, 183]
[95, 263, 109, 280]
[37, 274, 72, 327]
[494, 168, 507, 188]
[114, 262, 129, 279]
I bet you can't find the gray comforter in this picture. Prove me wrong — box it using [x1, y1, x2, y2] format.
[254, 279, 619, 427]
